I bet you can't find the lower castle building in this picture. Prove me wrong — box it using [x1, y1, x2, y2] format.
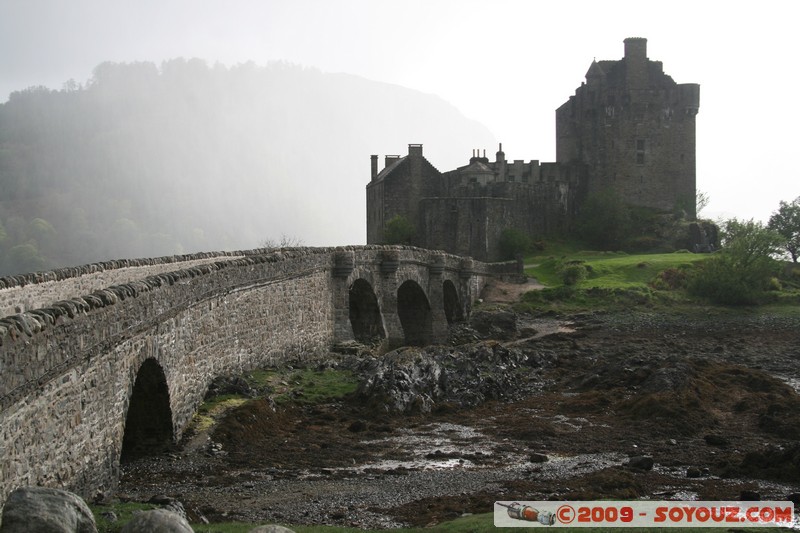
[366, 38, 700, 260]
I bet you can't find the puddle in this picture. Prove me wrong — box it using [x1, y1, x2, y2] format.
[332, 418, 628, 478]
[344, 457, 477, 472]
[783, 376, 800, 394]
[340, 422, 509, 472]
[368, 423, 489, 455]
[524, 452, 628, 479]
[509, 318, 576, 344]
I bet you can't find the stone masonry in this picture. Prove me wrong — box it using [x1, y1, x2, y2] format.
[0, 246, 515, 503]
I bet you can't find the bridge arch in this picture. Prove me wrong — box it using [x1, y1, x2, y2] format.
[0, 245, 511, 502]
[120, 358, 174, 462]
[442, 279, 463, 325]
[397, 280, 433, 346]
[348, 278, 385, 343]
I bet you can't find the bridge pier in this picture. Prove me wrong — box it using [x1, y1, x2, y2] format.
[426, 263, 449, 345]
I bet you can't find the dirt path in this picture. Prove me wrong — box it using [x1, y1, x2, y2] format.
[479, 277, 544, 303]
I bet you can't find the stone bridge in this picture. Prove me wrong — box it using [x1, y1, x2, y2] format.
[0, 246, 516, 502]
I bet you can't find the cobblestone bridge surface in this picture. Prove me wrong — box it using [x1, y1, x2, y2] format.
[0, 246, 515, 502]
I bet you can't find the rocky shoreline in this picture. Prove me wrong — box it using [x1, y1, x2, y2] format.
[113, 307, 800, 529]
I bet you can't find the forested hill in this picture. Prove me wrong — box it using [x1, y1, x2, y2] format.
[0, 59, 495, 276]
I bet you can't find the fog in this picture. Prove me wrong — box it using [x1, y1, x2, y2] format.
[1, 0, 798, 274]
[0, 60, 494, 274]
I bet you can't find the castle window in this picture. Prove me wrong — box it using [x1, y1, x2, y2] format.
[636, 139, 646, 164]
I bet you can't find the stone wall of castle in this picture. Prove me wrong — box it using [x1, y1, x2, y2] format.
[556, 37, 699, 216]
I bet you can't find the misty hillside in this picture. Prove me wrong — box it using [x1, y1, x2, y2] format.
[0, 59, 495, 276]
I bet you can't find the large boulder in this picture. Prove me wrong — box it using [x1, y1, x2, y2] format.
[357, 341, 537, 413]
[0, 486, 96, 533]
[469, 309, 518, 340]
[120, 509, 193, 533]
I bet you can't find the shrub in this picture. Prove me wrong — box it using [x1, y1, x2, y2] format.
[651, 266, 691, 291]
[687, 257, 773, 305]
[687, 219, 782, 305]
[560, 261, 589, 285]
[497, 228, 531, 260]
[384, 215, 415, 245]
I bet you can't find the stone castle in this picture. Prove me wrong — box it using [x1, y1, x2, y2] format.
[366, 38, 700, 260]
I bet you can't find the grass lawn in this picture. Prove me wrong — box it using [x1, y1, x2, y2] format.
[526, 250, 708, 290]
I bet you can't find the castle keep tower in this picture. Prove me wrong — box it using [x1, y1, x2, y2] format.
[367, 38, 699, 259]
[556, 37, 700, 216]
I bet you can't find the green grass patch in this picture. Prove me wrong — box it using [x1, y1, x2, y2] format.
[92, 502, 161, 532]
[259, 368, 359, 405]
[192, 395, 249, 432]
[517, 248, 715, 314]
[526, 251, 708, 291]
[185, 368, 359, 438]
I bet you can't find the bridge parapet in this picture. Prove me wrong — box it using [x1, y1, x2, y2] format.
[0, 245, 516, 502]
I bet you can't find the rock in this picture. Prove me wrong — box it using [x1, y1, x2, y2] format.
[347, 420, 367, 432]
[529, 453, 549, 463]
[639, 363, 693, 393]
[205, 375, 259, 399]
[739, 490, 760, 501]
[0, 486, 97, 533]
[686, 466, 702, 478]
[249, 526, 296, 533]
[356, 341, 533, 413]
[120, 509, 193, 533]
[469, 309, 518, 340]
[626, 456, 654, 471]
[703, 434, 729, 446]
[147, 495, 186, 519]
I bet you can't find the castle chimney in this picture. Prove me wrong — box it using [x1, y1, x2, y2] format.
[371, 155, 378, 181]
[408, 144, 423, 158]
[496, 142, 505, 163]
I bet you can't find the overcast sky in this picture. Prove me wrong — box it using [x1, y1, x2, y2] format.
[1, 0, 797, 226]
